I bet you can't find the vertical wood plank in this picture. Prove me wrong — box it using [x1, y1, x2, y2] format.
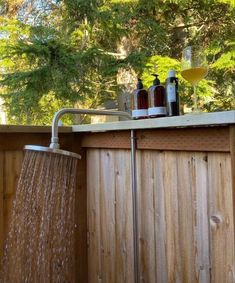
[163, 151, 182, 283]
[136, 150, 142, 282]
[4, 151, 23, 238]
[114, 150, 134, 282]
[176, 152, 197, 282]
[137, 150, 156, 283]
[74, 150, 88, 283]
[0, 151, 4, 260]
[153, 151, 168, 282]
[100, 150, 116, 283]
[87, 149, 134, 283]
[87, 149, 102, 283]
[4, 151, 23, 196]
[193, 153, 210, 283]
[230, 125, 235, 280]
[208, 153, 235, 282]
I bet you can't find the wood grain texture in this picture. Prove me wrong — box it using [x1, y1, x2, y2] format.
[0, 133, 81, 152]
[176, 152, 196, 282]
[208, 153, 235, 283]
[81, 132, 131, 149]
[114, 150, 134, 283]
[137, 151, 156, 283]
[3, 151, 23, 238]
[137, 127, 229, 152]
[193, 154, 210, 283]
[0, 125, 71, 133]
[86, 149, 234, 283]
[163, 151, 182, 282]
[87, 149, 134, 283]
[81, 127, 230, 152]
[87, 149, 102, 283]
[0, 151, 4, 261]
[100, 150, 116, 283]
[74, 150, 88, 282]
[153, 152, 168, 283]
[0, 127, 234, 282]
[230, 125, 235, 281]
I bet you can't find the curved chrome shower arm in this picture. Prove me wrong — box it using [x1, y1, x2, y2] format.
[50, 107, 139, 283]
[50, 108, 132, 149]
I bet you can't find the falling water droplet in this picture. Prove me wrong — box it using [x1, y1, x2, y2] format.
[1, 150, 78, 283]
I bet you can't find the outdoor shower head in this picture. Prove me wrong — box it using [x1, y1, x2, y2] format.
[24, 145, 81, 159]
[23, 108, 131, 158]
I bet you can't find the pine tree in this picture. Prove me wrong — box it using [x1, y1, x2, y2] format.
[0, 0, 234, 124]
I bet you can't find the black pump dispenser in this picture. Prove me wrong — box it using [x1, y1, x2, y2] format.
[152, 74, 160, 86]
[148, 74, 166, 118]
[132, 78, 148, 119]
[137, 78, 144, 89]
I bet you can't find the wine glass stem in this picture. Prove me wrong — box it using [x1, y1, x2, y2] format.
[193, 85, 198, 112]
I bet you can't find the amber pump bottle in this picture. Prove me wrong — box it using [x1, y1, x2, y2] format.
[148, 74, 166, 118]
[132, 78, 148, 119]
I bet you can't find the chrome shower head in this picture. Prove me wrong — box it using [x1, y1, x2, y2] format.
[24, 145, 81, 159]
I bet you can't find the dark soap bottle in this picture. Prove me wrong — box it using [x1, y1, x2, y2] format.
[132, 78, 148, 119]
[148, 74, 166, 118]
[165, 70, 180, 116]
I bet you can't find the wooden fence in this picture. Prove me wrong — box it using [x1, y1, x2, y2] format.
[0, 125, 234, 282]
[84, 125, 235, 283]
[87, 149, 234, 282]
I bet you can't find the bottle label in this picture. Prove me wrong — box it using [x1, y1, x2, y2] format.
[167, 83, 176, 102]
[148, 107, 166, 116]
[132, 109, 148, 118]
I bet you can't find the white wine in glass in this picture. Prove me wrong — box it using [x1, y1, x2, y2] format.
[181, 46, 208, 113]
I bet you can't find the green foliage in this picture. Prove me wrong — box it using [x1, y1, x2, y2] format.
[0, 0, 234, 125]
[213, 52, 235, 70]
[218, 0, 235, 7]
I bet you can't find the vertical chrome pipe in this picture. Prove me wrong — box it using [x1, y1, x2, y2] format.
[131, 129, 139, 283]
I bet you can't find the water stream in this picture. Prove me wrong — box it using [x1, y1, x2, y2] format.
[1, 149, 78, 283]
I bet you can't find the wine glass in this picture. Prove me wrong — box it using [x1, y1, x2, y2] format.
[181, 46, 208, 113]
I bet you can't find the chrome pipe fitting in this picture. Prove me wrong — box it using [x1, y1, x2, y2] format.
[49, 108, 131, 149]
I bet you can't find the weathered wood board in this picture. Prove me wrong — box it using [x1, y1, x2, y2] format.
[87, 149, 235, 283]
